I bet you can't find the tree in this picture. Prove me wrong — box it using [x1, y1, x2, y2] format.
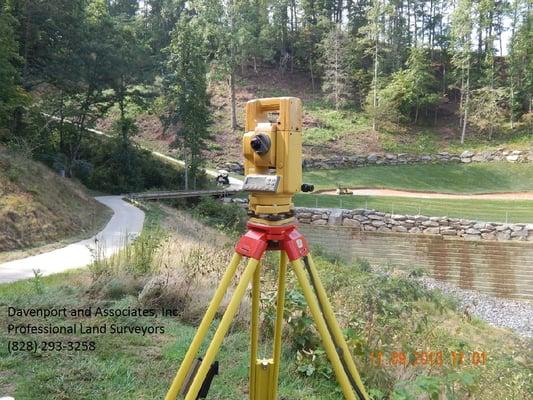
[108, 0, 139, 17]
[320, 25, 350, 110]
[0, 2, 28, 134]
[54, 0, 117, 177]
[508, 0, 532, 124]
[469, 86, 507, 138]
[362, 0, 389, 130]
[376, 47, 441, 124]
[451, 0, 474, 143]
[163, 14, 210, 190]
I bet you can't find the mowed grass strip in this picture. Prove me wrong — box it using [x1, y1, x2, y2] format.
[295, 194, 533, 223]
[304, 162, 533, 193]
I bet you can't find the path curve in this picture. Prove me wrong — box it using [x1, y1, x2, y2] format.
[317, 188, 533, 200]
[0, 196, 144, 284]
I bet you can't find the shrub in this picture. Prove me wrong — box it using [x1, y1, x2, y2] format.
[192, 197, 247, 233]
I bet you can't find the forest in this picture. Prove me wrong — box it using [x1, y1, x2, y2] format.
[0, 0, 531, 191]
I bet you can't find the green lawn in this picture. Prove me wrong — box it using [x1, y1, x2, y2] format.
[304, 162, 533, 193]
[295, 194, 533, 223]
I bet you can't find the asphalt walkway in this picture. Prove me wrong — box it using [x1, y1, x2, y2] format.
[0, 196, 144, 284]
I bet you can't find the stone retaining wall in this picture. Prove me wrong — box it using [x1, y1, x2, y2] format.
[295, 207, 533, 242]
[220, 148, 532, 173]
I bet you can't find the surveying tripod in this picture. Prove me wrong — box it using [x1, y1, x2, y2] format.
[165, 98, 369, 400]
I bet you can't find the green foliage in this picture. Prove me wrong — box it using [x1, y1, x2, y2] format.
[370, 48, 441, 125]
[31, 269, 45, 294]
[392, 371, 477, 399]
[319, 25, 351, 110]
[162, 13, 210, 188]
[469, 86, 507, 138]
[191, 197, 247, 233]
[0, 4, 28, 131]
[79, 135, 186, 193]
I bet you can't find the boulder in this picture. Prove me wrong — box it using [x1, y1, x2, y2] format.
[392, 225, 408, 233]
[343, 219, 361, 228]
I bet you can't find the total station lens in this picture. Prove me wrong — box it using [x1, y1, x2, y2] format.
[250, 134, 271, 155]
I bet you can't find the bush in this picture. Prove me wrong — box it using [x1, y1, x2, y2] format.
[192, 197, 247, 233]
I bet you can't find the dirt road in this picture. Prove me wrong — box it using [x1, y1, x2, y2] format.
[318, 188, 533, 200]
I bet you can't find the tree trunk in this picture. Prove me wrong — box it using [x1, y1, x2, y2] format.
[459, 71, 464, 129]
[230, 70, 237, 131]
[372, 36, 379, 131]
[183, 150, 189, 190]
[334, 32, 339, 110]
[309, 56, 315, 92]
[22, 1, 31, 86]
[461, 65, 470, 144]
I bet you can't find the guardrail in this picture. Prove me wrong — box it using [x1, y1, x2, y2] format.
[126, 188, 241, 201]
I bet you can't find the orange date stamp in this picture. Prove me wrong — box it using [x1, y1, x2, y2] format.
[369, 351, 487, 368]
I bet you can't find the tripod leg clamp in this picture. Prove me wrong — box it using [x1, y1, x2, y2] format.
[179, 358, 219, 399]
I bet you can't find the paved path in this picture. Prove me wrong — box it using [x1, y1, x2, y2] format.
[0, 196, 144, 284]
[318, 188, 533, 200]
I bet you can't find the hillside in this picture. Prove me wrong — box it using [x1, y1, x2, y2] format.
[0, 147, 111, 256]
[97, 68, 532, 167]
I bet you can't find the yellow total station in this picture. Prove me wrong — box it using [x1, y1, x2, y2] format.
[243, 97, 312, 216]
[165, 97, 369, 400]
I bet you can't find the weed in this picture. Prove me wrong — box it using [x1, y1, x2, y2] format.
[30, 269, 44, 294]
[192, 197, 247, 234]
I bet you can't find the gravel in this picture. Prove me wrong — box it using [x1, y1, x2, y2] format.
[416, 276, 533, 338]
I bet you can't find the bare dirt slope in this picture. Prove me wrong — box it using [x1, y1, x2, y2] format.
[0, 147, 111, 253]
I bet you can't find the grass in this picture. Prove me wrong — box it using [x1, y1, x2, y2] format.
[303, 100, 371, 145]
[0, 217, 530, 398]
[304, 162, 533, 193]
[1, 203, 531, 399]
[295, 194, 533, 223]
[0, 146, 112, 258]
[299, 162, 533, 223]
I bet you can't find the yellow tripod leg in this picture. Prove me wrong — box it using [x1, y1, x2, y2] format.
[249, 259, 262, 400]
[291, 258, 357, 400]
[165, 252, 243, 400]
[304, 255, 369, 400]
[270, 251, 288, 400]
[184, 257, 261, 400]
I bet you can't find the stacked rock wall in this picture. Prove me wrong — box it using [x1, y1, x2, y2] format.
[295, 207, 533, 242]
[221, 148, 532, 173]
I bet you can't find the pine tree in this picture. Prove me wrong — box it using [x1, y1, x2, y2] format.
[320, 25, 350, 110]
[0, 2, 28, 133]
[451, 0, 474, 143]
[163, 14, 210, 190]
[363, 0, 388, 131]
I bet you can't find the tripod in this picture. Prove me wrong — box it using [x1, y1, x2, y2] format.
[165, 219, 369, 400]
